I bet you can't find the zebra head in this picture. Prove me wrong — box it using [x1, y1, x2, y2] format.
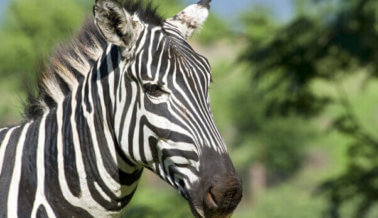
[94, 0, 242, 217]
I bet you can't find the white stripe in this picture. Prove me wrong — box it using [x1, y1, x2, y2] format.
[8, 122, 31, 217]
[81, 60, 122, 195]
[136, 27, 148, 53]
[99, 45, 118, 164]
[31, 115, 56, 218]
[153, 35, 166, 84]
[104, 45, 136, 173]
[118, 79, 138, 162]
[0, 127, 16, 176]
[106, 45, 116, 110]
[94, 181, 112, 202]
[146, 28, 157, 79]
[173, 60, 221, 151]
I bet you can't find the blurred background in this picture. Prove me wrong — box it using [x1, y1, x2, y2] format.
[1, 0, 378, 217]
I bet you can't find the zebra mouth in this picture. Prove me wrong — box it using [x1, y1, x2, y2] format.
[186, 193, 233, 218]
[184, 176, 242, 218]
[188, 201, 205, 218]
[180, 185, 205, 218]
[193, 206, 206, 218]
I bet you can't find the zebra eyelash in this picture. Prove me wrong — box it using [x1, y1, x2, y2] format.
[142, 83, 167, 97]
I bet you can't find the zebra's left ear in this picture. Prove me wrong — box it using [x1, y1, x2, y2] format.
[165, 0, 211, 39]
[93, 0, 143, 48]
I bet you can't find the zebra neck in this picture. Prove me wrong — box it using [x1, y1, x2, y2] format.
[0, 45, 144, 217]
[47, 44, 145, 213]
[57, 91, 143, 213]
[0, 102, 143, 217]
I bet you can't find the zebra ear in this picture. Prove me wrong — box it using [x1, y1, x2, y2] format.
[93, 0, 143, 47]
[165, 0, 211, 39]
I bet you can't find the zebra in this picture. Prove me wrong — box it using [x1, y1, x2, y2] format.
[0, 0, 242, 217]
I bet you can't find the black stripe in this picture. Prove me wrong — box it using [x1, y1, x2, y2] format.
[76, 100, 123, 210]
[0, 128, 8, 144]
[161, 149, 199, 162]
[18, 121, 39, 216]
[62, 97, 81, 197]
[43, 111, 92, 217]
[111, 46, 121, 96]
[83, 75, 92, 113]
[0, 126, 22, 217]
[118, 75, 134, 145]
[36, 205, 48, 218]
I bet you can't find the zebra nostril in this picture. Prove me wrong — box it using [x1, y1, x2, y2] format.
[206, 187, 218, 209]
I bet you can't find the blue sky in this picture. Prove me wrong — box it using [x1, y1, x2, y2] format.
[0, 0, 8, 18]
[0, 0, 294, 22]
[192, 0, 294, 21]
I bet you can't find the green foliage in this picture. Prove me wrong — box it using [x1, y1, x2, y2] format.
[240, 0, 378, 216]
[241, 0, 378, 116]
[241, 6, 277, 43]
[230, 85, 315, 179]
[0, 0, 86, 121]
[192, 14, 233, 44]
[211, 6, 317, 181]
[237, 185, 325, 218]
[150, 0, 182, 18]
[124, 187, 191, 218]
[209, 57, 315, 180]
[318, 78, 378, 218]
[0, 0, 86, 88]
[0, 77, 26, 125]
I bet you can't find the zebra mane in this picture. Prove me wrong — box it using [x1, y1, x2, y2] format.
[24, 1, 164, 120]
[24, 18, 107, 120]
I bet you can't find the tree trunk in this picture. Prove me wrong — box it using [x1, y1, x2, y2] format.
[249, 162, 266, 205]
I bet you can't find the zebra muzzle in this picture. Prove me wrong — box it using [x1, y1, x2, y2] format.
[202, 175, 242, 218]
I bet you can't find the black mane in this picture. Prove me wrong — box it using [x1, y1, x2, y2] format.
[121, 0, 164, 26]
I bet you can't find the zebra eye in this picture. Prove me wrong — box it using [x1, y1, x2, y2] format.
[143, 84, 165, 97]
